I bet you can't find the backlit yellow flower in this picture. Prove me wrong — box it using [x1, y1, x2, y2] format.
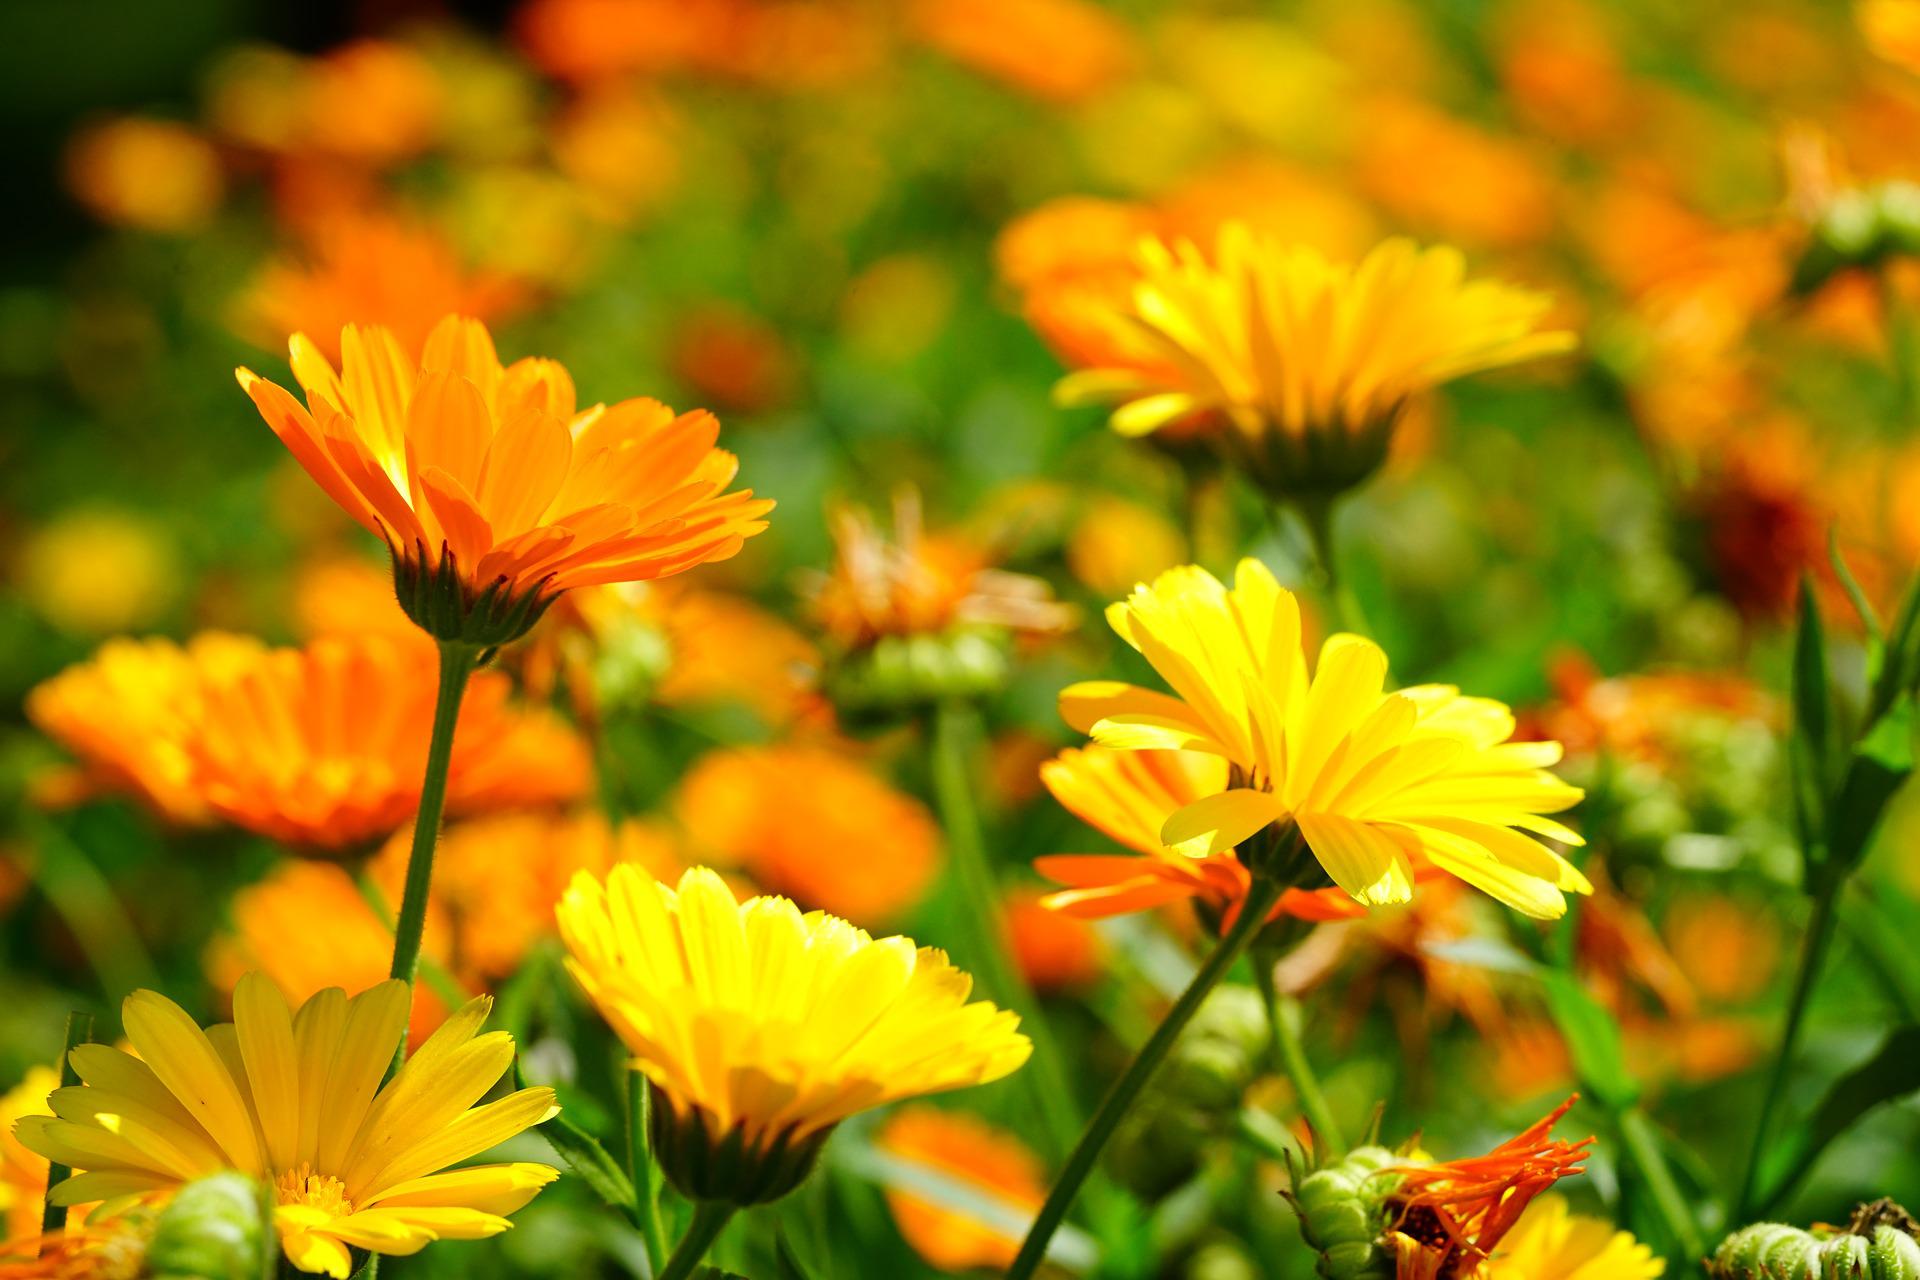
[557, 865, 1031, 1204]
[1062, 561, 1588, 918]
[0, 1068, 55, 1243]
[1057, 227, 1574, 497]
[238, 315, 772, 646]
[17, 977, 558, 1278]
[1483, 1196, 1664, 1280]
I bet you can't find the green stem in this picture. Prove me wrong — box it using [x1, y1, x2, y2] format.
[1619, 1106, 1705, 1259]
[658, 1200, 735, 1280]
[1251, 951, 1345, 1157]
[389, 642, 478, 990]
[41, 1011, 92, 1238]
[1006, 875, 1286, 1280]
[625, 1069, 669, 1272]
[1291, 494, 1366, 636]
[1736, 877, 1842, 1220]
[25, 811, 158, 1000]
[929, 701, 1083, 1162]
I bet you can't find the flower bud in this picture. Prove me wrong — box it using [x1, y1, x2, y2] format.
[1710, 1201, 1920, 1280]
[647, 1082, 833, 1207]
[1285, 1145, 1402, 1280]
[392, 542, 558, 650]
[146, 1170, 273, 1280]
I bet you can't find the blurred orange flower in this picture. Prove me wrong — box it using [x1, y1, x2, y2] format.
[1663, 892, 1780, 1004]
[1861, 0, 1920, 75]
[667, 304, 797, 414]
[875, 1106, 1046, 1272]
[208, 39, 443, 165]
[518, 0, 883, 88]
[1532, 653, 1778, 768]
[550, 86, 683, 222]
[1065, 495, 1186, 598]
[238, 315, 772, 638]
[1003, 887, 1105, 993]
[1353, 97, 1556, 248]
[289, 553, 426, 646]
[63, 117, 224, 234]
[911, 0, 1136, 104]
[675, 743, 941, 924]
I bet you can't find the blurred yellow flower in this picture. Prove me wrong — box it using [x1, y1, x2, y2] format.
[1860, 0, 1920, 75]
[207, 40, 443, 165]
[1057, 229, 1574, 497]
[239, 315, 771, 645]
[0, 1068, 55, 1243]
[1065, 495, 1185, 598]
[16, 508, 179, 635]
[557, 865, 1031, 1201]
[18, 978, 557, 1278]
[63, 117, 224, 233]
[1482, 1196, 1663, 1280]
[1062, 561, 1588, 917]
[676, 743, 940, 925]
[875, 1106, 1046, 1272]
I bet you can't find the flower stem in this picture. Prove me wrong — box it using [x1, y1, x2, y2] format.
[1291, 494, 1367, 636]
[388, 641, 478, 993]
[625, 1069, 670, 1272]
[1251, 950, 1345, 1157]
[1620, 1105, 1705, 1259]
[1006, 874, 1286, 1280]
[40, 1011, 92, 1239]
[658, 1200, 735, 1280]
[930, 701, 1083, 1162]
[1736, 875, 1841, 1220]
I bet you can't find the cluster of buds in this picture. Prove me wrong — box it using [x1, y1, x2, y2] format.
[1711, 1201, 1920, 1280]
[1791, 181, 1920, 294]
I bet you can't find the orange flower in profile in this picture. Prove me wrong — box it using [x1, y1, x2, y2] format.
[675, 744, 941, 925]
[63, 117, 224, 233]
[238, 315, 772, 646]
[25, 633, 266, 824]
[1036, 746, 1364, 930]
[185, 635, 590, 852]
[246, 210, 527, 363]
[1002, 887, 1105, 993]
[1387, 1097, 1593, 1279]
[875, 1106, 1046, 1272]
[0, 1068, 56, 1243]
[208, 860, 454, 1043]
[911, 0, 1136, 103]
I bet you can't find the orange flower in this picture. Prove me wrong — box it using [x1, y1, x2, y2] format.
[1388, 1097, 1592, 1279]
[1533, 653, 1778, 769]
[238, 315, 772, 645]
[516, 0, 883, 88]
[675, 743, 941, 925]
[25, 633, 267, 824]
[207, 859, 453, 1043]
[289, 553, 425, 646]
[1065, 495, 1186, 598]
[208, 39, 443, 165]
[185, 635, 590, 852]
[1036, 746, 1363, 930]
[1663, 893, 1780, 1004]
[1354, 96, 1554, 249]
[1002, 887, 1105, 993]
[245, 209, 527, 363]
[666, 304, 797, 414]
[875, 1106, 1047, 1272]
[910, 0, 1136, 104]
[63, 117, 224, 233]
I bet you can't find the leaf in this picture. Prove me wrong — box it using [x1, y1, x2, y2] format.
[517, 1065, 637, 1213]
[1871, 573, 1920, 720]
[1830, 528, 1883, 642]
[1759, 1024, 1920, 1212]
[1790, 575, 1834, 858]
[1825, 695, 1917, 874]
[1540, 971, 1640, 1111]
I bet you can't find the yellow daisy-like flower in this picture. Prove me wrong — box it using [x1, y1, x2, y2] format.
[1057, 227, 1574, 497]
[238, 314, 772, 646]
[1483, 1196, 1664, 1280]
[0, 1067, 56, 1243]
[557, 865, 1031, 1205]
[16, 976, 558, 1278]
[1062, 560, 1588, 918]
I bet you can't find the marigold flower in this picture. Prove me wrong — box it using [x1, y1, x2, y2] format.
[0, 1219, 144, 1279]
[1002, 887, 1106, 993]
[0, 1068, 55, 1243]
[1354, 97, 1556, 249]
[238, 314, 772, 646]
[17, 977, 559, 1278]
[1063, 561, 1588, 918]
[1387, 1097, 1592, 1278]
[1065, 495, 1186, 598]
[676, 744, 940, 925]
[557, 865, 1031, 1204]
[63, 117, 224, 233]
[184, 635, 589, 852]
[1036, 745, 1363, 929]
[875, 1106, 1046, 1272]
[910, 0, 1137, 104]
[1483, 1195, 1664, 1280]
[208, 40, 442, 165]
[1056, 228, 1574, 498]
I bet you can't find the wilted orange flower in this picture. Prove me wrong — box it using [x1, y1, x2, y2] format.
[875, 1106, 1046, 1273]
[1036, 746, 1364, 930]
[810, 491, 1073, 651]
[0, 1221, 140, 1280]
[246, 210, 527, 363]
[26, 633, 266, 824]
[238, 315, 772, 644]
[1574, 864, 1695, 1021]
[63, 117, 224, 233]
[208, 859, 454, 1043]
[185, 635, 590, 852]
[207, 39, 443, 165]
[675, 743, 941, 924]
[1388, 1097, 1592, 1279]
[0, 1068, 55, 1243]
[1002, 887, 1105, 993]
[911, 0, 1136, 104]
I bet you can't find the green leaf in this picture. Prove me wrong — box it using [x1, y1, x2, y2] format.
[1758, 1024, 1920, 1213]
[1540, 971, 1640, 1111]
[1872, 574, 1920, 720]
[1825, 695, 1917, 874]
[1790, 575, 1834, 858]
[517, 1066, 637, 1214]
[1830, 528, 1883, 642]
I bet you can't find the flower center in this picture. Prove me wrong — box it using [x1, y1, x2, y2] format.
[275, 1164, 355, 1217]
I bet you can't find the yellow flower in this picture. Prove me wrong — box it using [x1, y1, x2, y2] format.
[557, 865, 1031, 1204]
[0, 1068, 56, 1243]
[17, 509, 179, 637]
[1057, 227, 1574, 497]
[17, 977, 558, 1278]
[1062, 560, 1588, 918]
[1483, 1196, 1664, 1280]
[62, 118, 224, 233]
[238, 314, 772, 646]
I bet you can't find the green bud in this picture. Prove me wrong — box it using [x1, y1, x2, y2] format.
[1285, 1145, 1401, 1280]
[821, 627, 1013, 721]
[146, 1170, 272, 1280]
[1711, 1202, 1920, 1280]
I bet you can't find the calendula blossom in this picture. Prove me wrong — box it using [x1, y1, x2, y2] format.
[557, 865, 1031, 1205]
[1056, 227, 1574, 496]
[1484, 1196, 1664, 1280]
[1062, 561, 1588, 918]
[239, 314, 771, 646]
[17, 977, 558, 1278]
